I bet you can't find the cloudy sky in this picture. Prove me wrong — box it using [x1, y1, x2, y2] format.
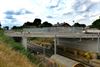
[0, 0, 100, 27]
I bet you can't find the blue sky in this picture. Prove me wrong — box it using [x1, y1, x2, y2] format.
[0, 0, 100, 27]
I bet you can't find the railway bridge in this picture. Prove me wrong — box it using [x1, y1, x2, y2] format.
[5, 27, 100, 53]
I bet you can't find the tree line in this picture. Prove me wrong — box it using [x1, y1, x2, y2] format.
[11, 18, 53, 30]
[11, 18, 87, 30]
[1, 17, 100, 30]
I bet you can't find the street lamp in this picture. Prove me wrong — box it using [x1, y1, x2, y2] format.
[73, 20, 75, 32]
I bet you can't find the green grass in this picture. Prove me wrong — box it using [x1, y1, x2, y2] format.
[0, 29, 36, 67]
[0, 29, 40, 65]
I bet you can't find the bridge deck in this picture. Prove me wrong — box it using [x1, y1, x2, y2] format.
[5, 31, 100, 38]
[5, 27, 100, 38]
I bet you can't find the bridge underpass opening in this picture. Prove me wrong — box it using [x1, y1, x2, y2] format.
[13, 37, 22, 43]
[10, 36, 57, 56]
[58, 38, 100, 53]
[27, 37, 55, 56]
[12, 37, 28, 49]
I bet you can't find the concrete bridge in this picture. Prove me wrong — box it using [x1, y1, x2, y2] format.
[5, 27, 100, 53]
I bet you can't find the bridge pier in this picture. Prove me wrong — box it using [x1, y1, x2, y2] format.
[97, 33, 100, 53]
[54, 36, 57, 55]
[22, 37, 27, 49]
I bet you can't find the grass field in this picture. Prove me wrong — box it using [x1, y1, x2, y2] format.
[0, 29, 37, 67]
[0, 42, 36, 67]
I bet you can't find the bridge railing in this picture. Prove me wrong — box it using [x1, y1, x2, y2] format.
[23, 27, 83, 33]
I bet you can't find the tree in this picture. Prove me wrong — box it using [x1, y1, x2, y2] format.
[90, 19, 100, 29]
[73, 23, 81, 27]
[80, 24, 86, 28]
[40, 21, 53, 27]
[12, 26, 17, 29]
[12, 26, 23, 30]
[54, 22, 71, 27]
[0, 22, 1, 28]
[23, 21, 33, 27]
[73, 23, 86, 28]
[61, 22, 71, 27]
[22, 18, 41, 28]
[33, 18, 41, 27]
[3, 26, 9, 30]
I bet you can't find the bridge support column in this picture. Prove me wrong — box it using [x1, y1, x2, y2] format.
[22, 37, 27, 49]
[54, 35, 57, 55]
[57, 38, 59, 45]
[97, 33, 100, 52]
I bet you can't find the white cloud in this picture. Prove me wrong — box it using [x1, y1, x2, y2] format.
[15, 14, 35, 24]
[90, 0, 100, 2]
[0, 0, 100, 27]
[0, 0, 32, 10]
